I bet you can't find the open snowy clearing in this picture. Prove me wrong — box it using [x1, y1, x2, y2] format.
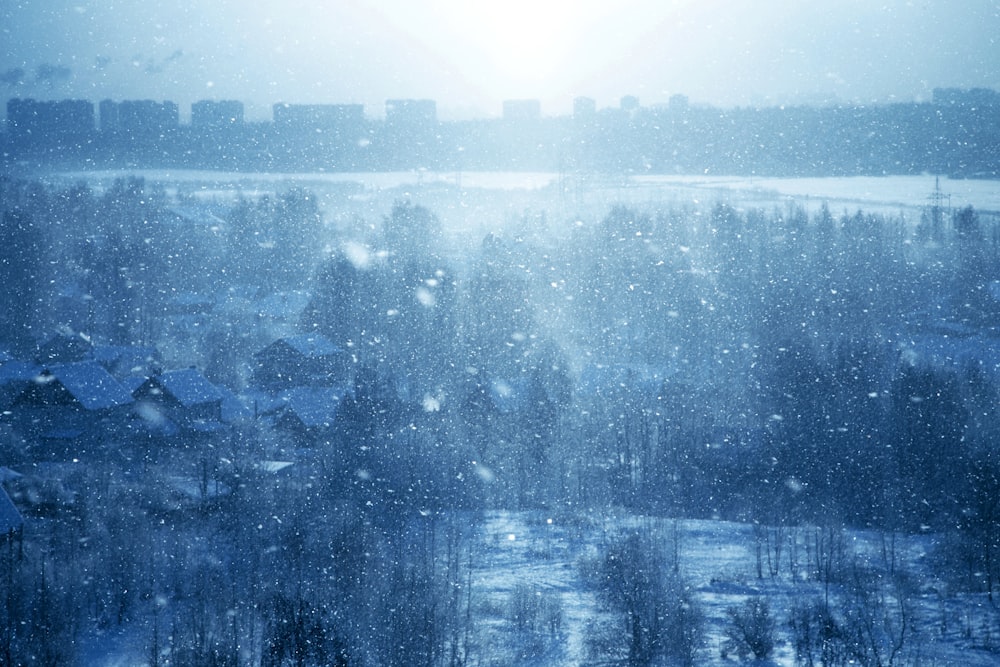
[469, 511, 1000, 666]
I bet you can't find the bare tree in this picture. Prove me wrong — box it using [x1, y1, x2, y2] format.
[584, 528, 702, 666]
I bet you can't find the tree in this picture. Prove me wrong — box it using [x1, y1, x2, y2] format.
[0, 209, 46, 353]
[586, 529, 702, 666]
[954, 453, 1000, 601]
[887, 363, 969, 529]
[270, 187, 325, 288]
[382, 200, 443, 261]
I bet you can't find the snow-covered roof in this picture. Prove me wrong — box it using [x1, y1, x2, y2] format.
[121, 375, 148, 394]
[220, 390, 253, 423]
[146, 368, 225, 407]
[271, 386, 347, 429]
[258, 460, 294, 474]
[46, 361, 134, 410]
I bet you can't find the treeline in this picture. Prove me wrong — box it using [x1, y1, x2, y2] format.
[5, 176, 1000, 530]
[4, 176, 1000, 662]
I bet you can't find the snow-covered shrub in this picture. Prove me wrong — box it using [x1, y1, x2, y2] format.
[721, 596, 777, 660]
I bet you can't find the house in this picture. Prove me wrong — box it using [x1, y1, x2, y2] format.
[8, 361, 134, 457]
[22, 362, 135, 411]
[253, 333, 350, 390]
[133, 368, 226, 427]
[263, 386, 349, 442]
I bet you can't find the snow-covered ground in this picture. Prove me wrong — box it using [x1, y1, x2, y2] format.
[631, 174, 1000, 216]
[50, 169, 999, 212]
[469, 511, 1000, 666]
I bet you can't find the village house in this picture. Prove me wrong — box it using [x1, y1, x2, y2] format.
[7, 361, 134, 459]
[253, 333, 351, 391]
[132, 367, 227, 429]
[261, 385, 349, 444]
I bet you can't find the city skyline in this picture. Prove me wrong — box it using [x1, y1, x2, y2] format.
[2, 1, 999, 122]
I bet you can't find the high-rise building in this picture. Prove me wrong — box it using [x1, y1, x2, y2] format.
[192, 100, 245, 127]
[6, 98, 95, 145]
[502, 99, 541, 121]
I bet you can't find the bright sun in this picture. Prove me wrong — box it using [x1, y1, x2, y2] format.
[426, 0, 618, 98]
[356, 0, 694, 110]
[446, 1, 581, 82]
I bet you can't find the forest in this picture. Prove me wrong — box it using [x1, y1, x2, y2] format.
[2, 173, 1000, 665]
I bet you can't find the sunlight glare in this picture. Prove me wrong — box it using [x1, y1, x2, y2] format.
[431, 0, 609, 93]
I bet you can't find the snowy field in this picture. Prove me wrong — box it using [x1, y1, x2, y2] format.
[64, 509, 1000, 666]
[631, 174, 1000, 215]
[50, 169, 1000, 213]
[469, 511, 1000, 666]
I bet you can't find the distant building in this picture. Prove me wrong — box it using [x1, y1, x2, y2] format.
[9, 361, 134, 457]
[262, 386, 349, 442]
[35, 332, 93, 366]
[17, 362, 134, 412]
[191, 99, 245, 127]
[620, 95, 640, 113]
[273, 103, 365, 133]
[378, 99, 439, 167]
[573, 96, 597, 119]
[101, 99, 179, 136]
[0, 358, 41, 411]
[271, 104, 366, 167]
[502, 99, 541, 121]
[5, 98, 95, 146]
[385, 99, 437, 129]
[933, 87, 1000, 109]
[91, 344, 162, 380]
[98, 98, 119, 133]
[669, 94, 690, 112]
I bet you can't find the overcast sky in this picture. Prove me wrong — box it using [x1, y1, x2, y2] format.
[2, 0, 999, 121]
